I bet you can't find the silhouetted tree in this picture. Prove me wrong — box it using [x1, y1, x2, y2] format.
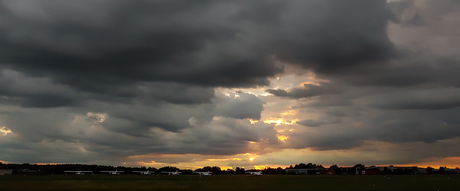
[439, 166, 446, 174]
[353, 164, 365, 174]
[195, 166, 222, 174]
[235, 167, 245, 174]
[329, 164, 338, 169]
[411, 166, 418, 174]
[426, 166, 434, 174]
[159, 166, 180, 171]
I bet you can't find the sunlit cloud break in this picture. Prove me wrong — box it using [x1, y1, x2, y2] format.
[0, 127, 12, 135]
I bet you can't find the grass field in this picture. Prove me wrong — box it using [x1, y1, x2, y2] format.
[1, 174, 459, 191]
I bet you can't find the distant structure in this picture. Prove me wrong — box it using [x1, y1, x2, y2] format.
[246, 171, 263, 176]
[0, 169, 13, 175]
[161, 171, 182, 175]
[286, 168, 334, 175]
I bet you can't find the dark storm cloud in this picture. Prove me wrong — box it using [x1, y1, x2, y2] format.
[2, 0, 460, 166]
[270, 0, 398, 73]
[0, 0, 397, 101]
[0, 0, 280, 94]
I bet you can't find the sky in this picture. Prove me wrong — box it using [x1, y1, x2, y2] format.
[1, 0, 460, 170]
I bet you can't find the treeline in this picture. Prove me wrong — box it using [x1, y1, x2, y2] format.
[0, 162, 458, 175]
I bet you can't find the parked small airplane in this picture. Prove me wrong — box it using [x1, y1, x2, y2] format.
[64, 170, 92, 175]
[161, 171, 182, 175]
[18, 169, 39, 173]
[132, 170, 155, 175]
[246, 171, 263, 176]
[193, 171, 212, 176]
[100, 170, 124, 174]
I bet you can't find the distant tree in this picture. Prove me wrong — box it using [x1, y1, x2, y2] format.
[329, 164, 338, 169]
[196, 166, 222, 174]
[353, 164, 365, 174]
[235, 167, 245, 174]
[411, 166, 418, 174]
[147, 167, 157, 171]
[439, 166, 446, 174]
[294, 163, 307, 169]
[353, 164, 365, 170]
[426, 166, 434, 174]
[159, 166, 180, 171]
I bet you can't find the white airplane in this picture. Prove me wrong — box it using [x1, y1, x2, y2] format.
[64, 170, 93, 175]
[246, 171, 263, 176]
[193, 171, 212, 176]
[161, 171, 182, 175]
[100, 170, 124, 175]
[132, 170, 155, 175]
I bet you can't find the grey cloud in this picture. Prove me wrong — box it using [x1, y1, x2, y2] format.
[135, 82, 215, 105]
[287, 124, 365, 151]
[0, 105, 277, 162]
[215, 93, 265, 120]
[267, 83, 342, 99]
[363, 88, 460, 110]
[0, 0, 281, 93]
[293, 96, 352, 108]
[2, 0, 460, 167]
[0, 0, 397, 99]
[297, 119, 324, 127]
[325, 110, 345, 117]
[270, 0, 398, 73]
[337, 57, 460, 88]
[286, 105, 460, 151]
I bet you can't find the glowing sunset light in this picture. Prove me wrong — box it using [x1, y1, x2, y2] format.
[280, 110, 296, 116]
[249, 158, 254, 161]
[0, 127, 12, 135]
[220, 166, 233, 171]
[206, 159, 230, 162]
[254, 166, 268, 170]
[276, 129, 295, 133]
[263, 118, 297, 126]
[277, 135, 289, 142]
[249, 119, 259, 124]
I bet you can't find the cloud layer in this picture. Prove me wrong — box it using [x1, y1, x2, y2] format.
[1, 0, 460, 168]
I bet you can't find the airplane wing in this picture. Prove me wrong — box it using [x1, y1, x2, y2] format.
[133, 171, 154, 174]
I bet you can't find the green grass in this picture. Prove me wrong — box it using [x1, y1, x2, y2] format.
[1, 175, 459, 191]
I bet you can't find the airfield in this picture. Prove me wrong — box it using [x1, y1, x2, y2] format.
[1, 174, 459, 191]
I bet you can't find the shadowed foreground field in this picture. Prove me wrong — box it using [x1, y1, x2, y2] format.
[1, 175, 459, 191]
